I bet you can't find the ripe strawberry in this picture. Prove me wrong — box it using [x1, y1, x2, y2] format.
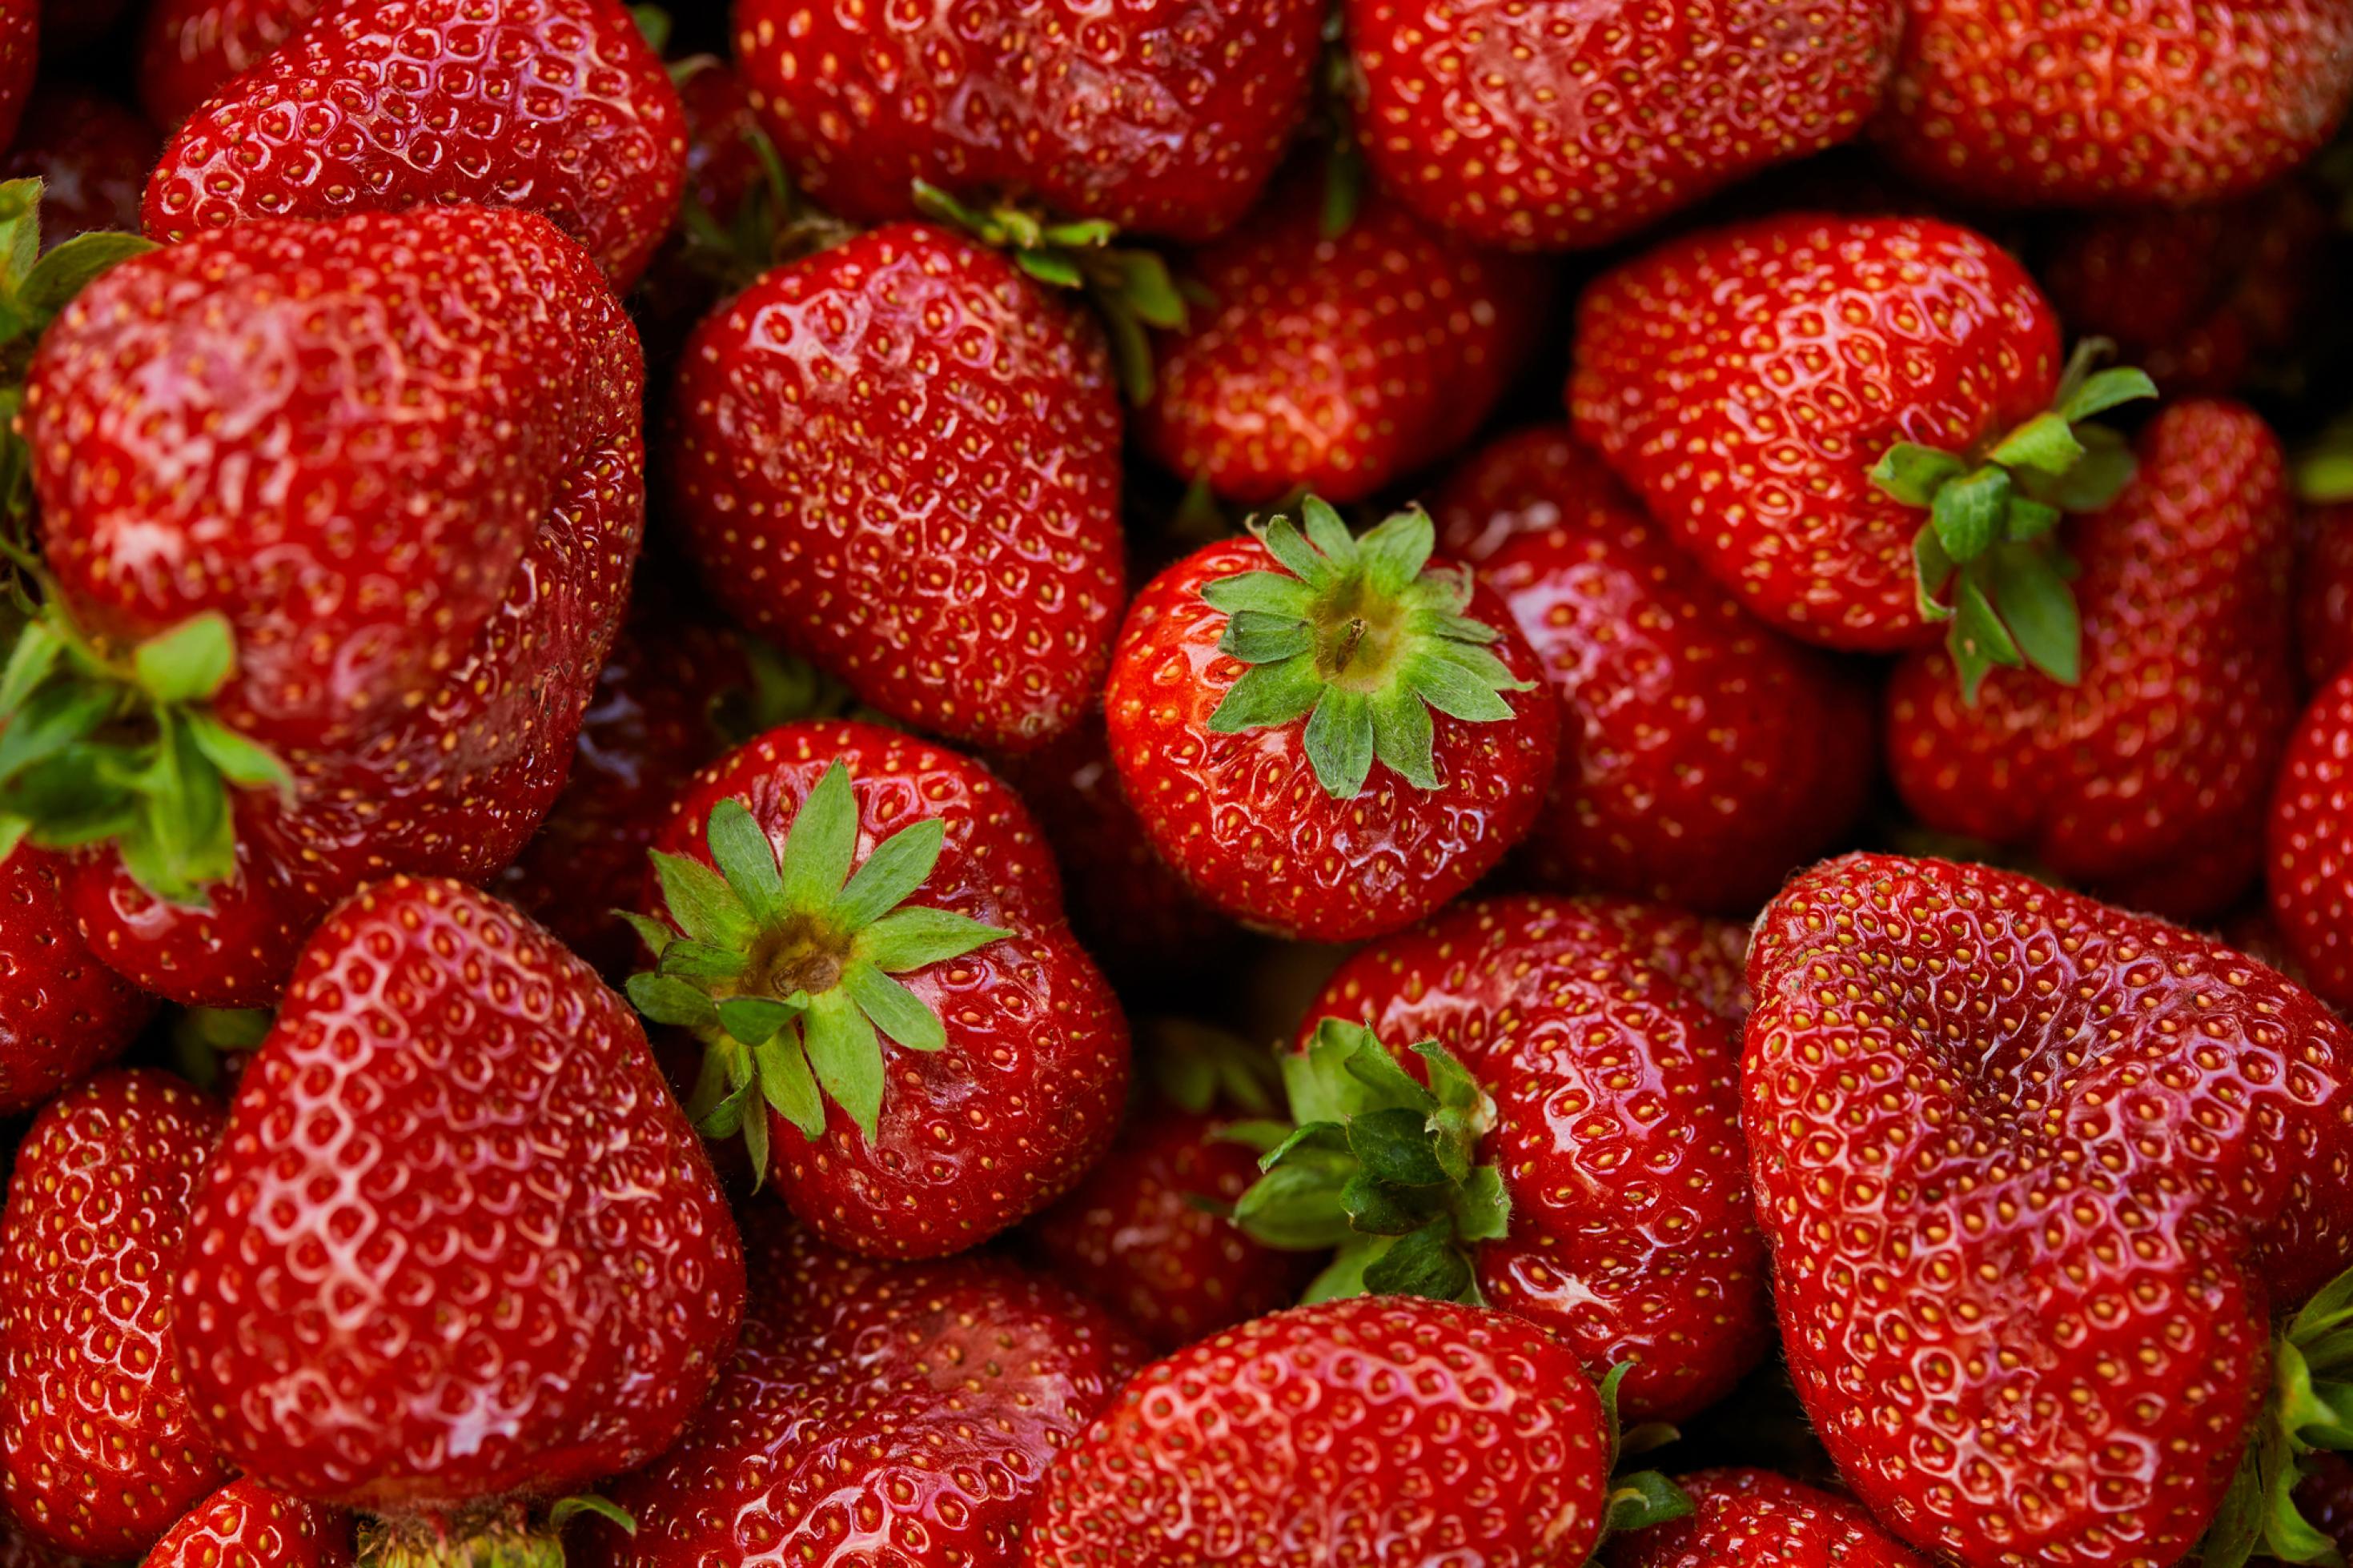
[1239, 894, 1770, 1425]
[2267, 668, 2353, 1013]
[1572, 893, 1753, 1027]
[0, 848, 153, 1113]
[143, 0, 685, 290]
[1105, 500, 1558, 943]
[1571, 213, 2153, 677]
[730, 0, 1319, 243]
[2299, 500, 2353, 685]
[1888, 401, 2299, 921]
[136, 0, 333, 129]
[140, 1480, 351, 1568]
[1435, 426, 1877, 914]
[1604, 1469, 1925, 1567]
[1746, 852, 2353, 1566]
[628, 718, 1128, 1257]
[172, 878, 745, 1516]
[1347, 0, 1902, 251]
[667, 223, 1125, 752]
[1, 1071, 228, 1557]
[574, 1225, 1144, 1568]
[7, 203, 642, 1008]
[0, 89, 157, 246]
[1137, 172, 1550, 505]
[1873, 0, 2353, 207]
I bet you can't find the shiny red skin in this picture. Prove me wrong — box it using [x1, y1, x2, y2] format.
[1569, 213, 2062, 651]
[171, 878, 745, 1511]
[1, 1072, 228, 1557]
[0, 849, 154, 1114]
[1304, 894, 1770, 1424]
[139, 1479, 353, 1568]
[2267, 668, 2353, 1013]
[1889, 402, 2298, 922]
[136, 0, 332, 129]
[1873, 0, 2353, 207]
[1437, 427, 1877, 914]
[2299, 501, 2353, 686]
[579, 1229, 1144, 1568]
[1104, 535, 1559, 944]
[1348, 0, 1901, 251]
[1, 89, 157, 245]
[1571, 893, 1753, 1027]
[1137, 178, 1551, 505]
[668, 223, 1124, 753]
[1026, 1295, 1612, 1566]
[26, 206, 643, 1008]
[1747, 853, 2353, 1566]
[1604, 1469, 1925, 1567]
[649, 720, 1129, 1258]
[0, 0, 30, 153]
[143, 0, 687, 291]
[730, 0, 1319, 243]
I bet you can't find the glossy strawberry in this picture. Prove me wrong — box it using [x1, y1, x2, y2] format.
[629, 719, 1127, 1257]
[1105, 501, 1558, 943]
[1604, 1470, 1925, 1567]
[139, 1480, 351, 1568]
[667, 223, 1123, 752]
[2, 1071, 228, 1557]
[1573, 894, 1754, 1028]
[2299, 501, 2353, 685]
[136, 0, 333, 129]
[2267, 668, 2353, 1013]
[172, 878, 744, 1515]
[0, 848, 153, 1114]
[143, 0, 685, 290]
[1873, 0, 2353, 207]
[1746, 853, 2353, 1566]
[0, 89, 157, 246]
[1348, 0, 1901, 250]
[1435, 426, 1876, 914]
[1888, 401, 2298, 921]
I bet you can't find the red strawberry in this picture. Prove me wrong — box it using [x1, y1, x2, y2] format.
[730, 0, 1319, 243]
[1572, 893, 1753, 1027]
[575, 1226, 1143, 1568]
[1435, 426, 1877, 914]
[0, 89, 157, 246]
[2267, 667, 2353, 1012]
[1887, 400, 2298, 921]
[171, 877, 744, 1518]
[1604, 1469, 1925, 1567]
[1873, 0, 2353, 207]
[666, 223, 1125, 752]
[1105, 500, 1559, 943]
[2298, 500, 2353, 685]
[1745, 852, 2353, 1566]
[7, 203, 642, 1008]
[1347, 0, 1902, 250]
[1137, 171, 1551, 505]
[1570, 213, 2154, 680]
[628, 718, 1128, 1257]
[140, 1480, 351, 1568]
[135, 0, 332, 129]
[0, 848, 153, 1114]
[1, 1071, 228, 1557]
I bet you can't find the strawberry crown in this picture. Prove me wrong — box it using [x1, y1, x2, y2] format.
[2204, 1261, 2353, 1567]
[1868, 340, 2157, 702]
[366, 1496, 635, 1568]
[1201, 498, 1534, 800]
[624, 761, 1007, 1176]
[1146, 1017, 1281, 1117]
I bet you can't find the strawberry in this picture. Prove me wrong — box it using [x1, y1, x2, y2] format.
[1745, 852, 2353, 1566]
[0, 848, 153, 1113]
[0, 89, 157, 247]
[1572, 893, 1753, 1027]
[1137, 170, 1551, 505]
[1570, 213, 2154, 682]
[6, 203, 642, 1008]
[1104, 499, 1559, 943]
[574, 1225, 1144, 1568]
[626, 718, 1128, 1257]
[143, 0, 686, 291]
[730, 0, 1320, 244]
[2267, 666, 2353, 1012]
[2298, 500, 2353, 685]
[171, 877, 745, 1519]
[140, 1480, 351, 1568]
[1887, 400, 2299, 921]
[1603, 1469, 1925, 1567]
[1347, 0, 1902, 251]
[666, 223, 1125, 752]
[1238, 894, 1771, 1425]
[1872, 0, 2353, 207]
[1434, 426, 1877, 914]
[135, 0, 333, 130]
[1, 1071, 228, 1557]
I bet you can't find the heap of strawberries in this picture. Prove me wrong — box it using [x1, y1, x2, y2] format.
[0, 1, 2348, 1566]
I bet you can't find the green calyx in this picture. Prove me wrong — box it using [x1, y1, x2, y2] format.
[360, 1498, 633, 1568]
[624, 760, 1007, 1175]
[1590, 1363, 1696, 1550]
[1203, 497, 1532, 800]
[1868, 340, 2157, 704]
[2203, 1263, 2353, 1568]
[1227, 1018, 1511, 1305]
[2300, 412, 2353, 505]
[1146, 1017, 1281, 1117]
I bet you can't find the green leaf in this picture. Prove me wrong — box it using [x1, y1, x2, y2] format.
[1367, 683, 1436, 791]
[0, 682, 114, 785]
[2002, 496, 2062, 543]
[2058, 366, 2158, 423]
[0, 620, 61, 714]
[1988, 411, 2085, 475]
[1219, 610, 1317, 664]
[1102, 247, 1186, 330]
[754, 1032, 825, 1141]
[1015, 248, 1085, 290]
[659, 938, 747, 981]
[1929, 466, 2011, 562]
[1339, 1169, 1436, 1236]
[1284, 1021, 1390, 1124]
[17, 231, 156, 326]
[1399, 648, 1517, 724]
[1359, 1220, 1473, 1301]
[1986, 544, 2081, 686]
[1867, 442, 1967, 507]
[833, 817, 946, 930]
[741, 1086, 772, 1186]
[1448, 1165, 1512, 1242]
[855, 904, 1007, 972]
[1913, 525, 1957, 621]
[2046, 427, 2137, 512]
[841, 961, 946, 1053]
[1299, 496, 1356, 563]
[1340, 1037, 1435, 1112]
[2202, 1439, 2264, 1568]
[1206, 654, 1321, 734]
[1354, 505, 1435, 594]
[777, 761, 858, 911]
[1231, 1164, 1354, 1249]
[184, 712, 291, 797]
[1604, 1472, 1696, 1535]
[717, 994, 801, 1045]
[705, 797, 785, 924]
[625, 972, 719, 1029]
[1256, 515, 1329, 586]
[649, 850, 753, 949]
[1255, 1120, 1352, 1173]
[550, 1495, 637, 1537]
[1302, 688, 1375, 799]
[617, 910, 678, 959]
[130, 613, 235, 705]
[1303, 1234, 1383, 1302]
[803, 990, 884, 1141]
[1347, 1106, 1449, 1187]
[1201, 570, 1317, 620]
[1949, 572, 2023, 705]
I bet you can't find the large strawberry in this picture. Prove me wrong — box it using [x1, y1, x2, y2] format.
[1, 1071, 228, 1556]
[666, 223, 1124, 752]
[0, 848, 153, 1113]
[1434, 427, 1877, 914]
[1745, 853, 2353, 1566]
[1347, 0, 1902, 251]
[1574, 893, 1754, 1027]
[5, 203, 642, 1008]
[171, 878, 744, 1522]
[626, 718, 1128, 1257]
[143, 0, 687, 291]
[140, 1480, 351, 1568]
[1104, 499, 1558, 943]
[1570, 213, 2154, 682]
[0, 88, 156, 246]
[136, 0, 333, 129]
[1604, 1470, 1925, 1567]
